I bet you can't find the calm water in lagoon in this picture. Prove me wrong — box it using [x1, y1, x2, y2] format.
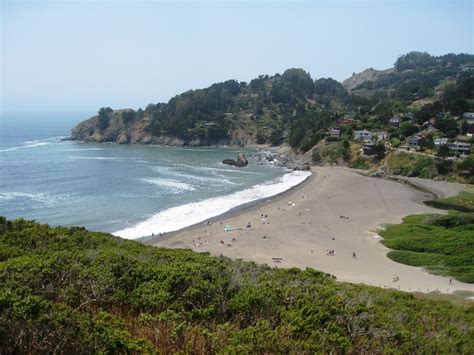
[1, 112, 310, 238]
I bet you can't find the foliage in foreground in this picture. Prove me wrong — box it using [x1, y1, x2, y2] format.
[1, 217, 473, 353]
[381, 189, 474, 283]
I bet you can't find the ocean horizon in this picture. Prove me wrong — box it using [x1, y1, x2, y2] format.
[0, 112, 310, 239]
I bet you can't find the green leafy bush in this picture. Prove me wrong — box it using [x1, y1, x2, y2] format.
[1, 218, 473, 353]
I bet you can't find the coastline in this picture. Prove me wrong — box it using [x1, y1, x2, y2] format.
[150, 166, 473, 295]
[142, 169, 315, 245]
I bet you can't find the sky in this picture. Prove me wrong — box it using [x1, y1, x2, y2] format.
[1, 0, 473, 114]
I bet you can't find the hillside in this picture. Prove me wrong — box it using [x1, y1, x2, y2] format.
[69, 52, 473, 162]
[1, 217, 473, 353]
[70, 68, 349, 146]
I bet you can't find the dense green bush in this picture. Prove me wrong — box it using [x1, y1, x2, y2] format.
[1, 217, 473, 353]
[381, 190, 474, 283]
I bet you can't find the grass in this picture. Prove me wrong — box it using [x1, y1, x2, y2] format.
[380, 189, 474, 283]
[386, 152, 437, 179]
[425, 188, 474, 212]
[350, 157, 371, 170]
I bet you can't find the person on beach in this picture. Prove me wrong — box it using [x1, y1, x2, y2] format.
[352, 252, 357, 260]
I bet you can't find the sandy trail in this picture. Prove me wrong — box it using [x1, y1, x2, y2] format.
[152, 167, 473, 294]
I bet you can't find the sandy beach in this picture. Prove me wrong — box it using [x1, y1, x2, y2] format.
[151, 167, 473, 294]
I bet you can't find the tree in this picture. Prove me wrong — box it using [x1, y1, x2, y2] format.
[122, 110, 136, 124]
[400, 121, 419, 137]
[435, 118, 459, 134]
[437, 144, 453, 158]
[97, 107, 110, 130]
[372, 143, 386, 159]
[269, 127, 284, 146]
[457, 154, 474, 176]
[420, 135, 435, 150]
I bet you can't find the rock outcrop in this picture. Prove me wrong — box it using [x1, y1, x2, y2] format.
[222, 153, 248, 167]
[342, 67, 395, 91]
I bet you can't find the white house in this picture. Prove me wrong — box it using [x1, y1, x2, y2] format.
[354, 130, 373, 141]
[329, 128, 340, 138]
[434, 137, 448, 147]
[375, 131, 390, 141]
[448, 141, 471, 155]
[389, 117, 402, 126]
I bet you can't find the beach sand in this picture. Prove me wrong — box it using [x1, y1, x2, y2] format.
[151, 167, 473, 294]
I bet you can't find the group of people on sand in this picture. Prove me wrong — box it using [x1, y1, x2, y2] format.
[392, 275, 400, 282]
[326, 249, 335, 256]
[193, 237, 210, 247]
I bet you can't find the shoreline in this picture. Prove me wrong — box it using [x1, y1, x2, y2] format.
[151, 166, 473, 295]
[142, 170, 315, 245]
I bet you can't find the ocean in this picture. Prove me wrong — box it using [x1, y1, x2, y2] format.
[0, 112, 310, 239]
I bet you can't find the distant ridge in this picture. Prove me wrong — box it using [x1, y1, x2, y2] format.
[342, 67, 395, 91]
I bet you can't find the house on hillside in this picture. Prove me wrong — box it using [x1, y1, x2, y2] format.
[406, 135, 422, 149]
[427, 124, 439, 133]
[462, 112, 474, 125]
[338, 116, 356, 125]
[354, 130, 373, 142]
[448, 141, 471, 155]
[375, 131, 390, 141]
[467, 127, 474, 137]
[434, 137, 448, 147]
[328, 128, 340, 138]
[389, 117, 402, 127]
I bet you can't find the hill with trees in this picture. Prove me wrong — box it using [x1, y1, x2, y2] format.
[69, 52, 474, 182]
[1, 217, 473, 353]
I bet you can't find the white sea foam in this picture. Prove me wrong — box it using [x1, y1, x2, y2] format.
[71, 156, 120, 160]
[0, 191, 73, 207]
[0, 142, 50, 153]
[0, 192, 46, 201]
[61, 148, 105, 152]
[140, 177, 196, 192]
[175, 164, 264, 175]
[114, 170, 311, 239]
[150, 167, 241, 186]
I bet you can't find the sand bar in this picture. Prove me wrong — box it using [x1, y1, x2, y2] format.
[151, 167, 473, 294]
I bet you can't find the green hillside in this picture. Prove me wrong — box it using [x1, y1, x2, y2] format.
[1, 217, 473, 353]
[70, 52, 473, 147]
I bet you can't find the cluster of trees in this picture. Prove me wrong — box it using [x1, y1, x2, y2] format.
[130, 68, 352, 145]
[1, 217, 473, 353]
[97, 107, 113, 130]
[355, 52, 473, 104]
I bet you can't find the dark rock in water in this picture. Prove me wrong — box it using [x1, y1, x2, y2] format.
[222, 153, 248, 167]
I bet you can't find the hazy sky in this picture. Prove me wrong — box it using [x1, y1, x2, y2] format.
[1, 0, 473, 113]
